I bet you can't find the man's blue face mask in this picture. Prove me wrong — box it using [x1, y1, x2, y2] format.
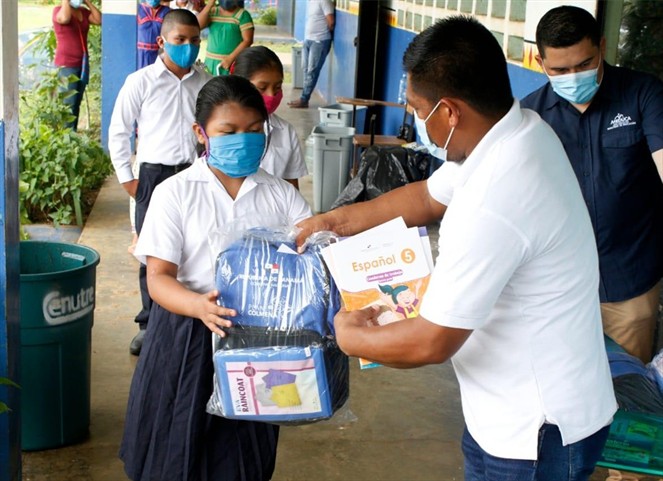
[543, 55, 602, 104]
[163, 42, 200, 69]
[414, 99, 455, 161]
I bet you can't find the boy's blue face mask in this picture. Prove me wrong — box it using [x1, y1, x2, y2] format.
[163, 42, 200, 69]
[204, 131, 266, 178]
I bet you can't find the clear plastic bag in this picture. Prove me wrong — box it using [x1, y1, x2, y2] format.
[206, 221, 350, 425]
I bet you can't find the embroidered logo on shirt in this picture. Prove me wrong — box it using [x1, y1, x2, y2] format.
[607, 113, 637, 130]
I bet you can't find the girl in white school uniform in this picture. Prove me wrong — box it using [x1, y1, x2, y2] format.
[119, 75, 312, 481]
[233, 45, 309, 188]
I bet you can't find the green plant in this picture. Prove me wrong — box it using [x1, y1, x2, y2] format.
[19, 23, 111, 227]
[254, 6, 277, 26]
[0, 377, 19, 414]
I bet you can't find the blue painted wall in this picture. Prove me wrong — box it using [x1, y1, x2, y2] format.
[370, 24, 549, 139]
[377, 25, 415, 138]
[509, 64, 548, 99]
[294, 0, 306, 41]
[101, 13, 137, 151]
[317, 9, 358, 104]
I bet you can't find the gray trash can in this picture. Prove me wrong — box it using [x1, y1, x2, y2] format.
[310, 125, 355, 213]
[292, 44, 303, 89]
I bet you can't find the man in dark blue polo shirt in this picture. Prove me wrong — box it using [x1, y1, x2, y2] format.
[521, 5, 663, 363]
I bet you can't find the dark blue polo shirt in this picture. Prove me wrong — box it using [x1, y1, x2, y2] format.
[521, 63, 663, 303]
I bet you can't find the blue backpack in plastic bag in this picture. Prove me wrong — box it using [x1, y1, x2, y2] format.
[207, 228, 349, 424]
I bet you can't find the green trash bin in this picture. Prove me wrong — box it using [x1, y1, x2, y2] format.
[19, 240, 100, 451]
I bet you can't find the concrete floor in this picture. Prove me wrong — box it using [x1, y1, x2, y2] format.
[18, 74, 627, 481]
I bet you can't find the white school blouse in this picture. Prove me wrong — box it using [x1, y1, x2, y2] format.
[134, 158, 312, 294]
[262, 113, 308, 180]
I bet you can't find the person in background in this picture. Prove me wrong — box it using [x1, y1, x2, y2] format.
[198, 0, 253, 76]
[52, 0, 102, 131]
[108, 9, 211, 356]
[521, 6, 663, 364]
[170, 0, 203, 13]
[296, 16, 617, 480]
[288, 0, 334, 109]
[120, 74, 311, 481]
[234, 46, 308, 189]
[137, 0, 171, 70]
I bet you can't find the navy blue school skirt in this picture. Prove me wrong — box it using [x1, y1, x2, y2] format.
[120, 304, 280, 481]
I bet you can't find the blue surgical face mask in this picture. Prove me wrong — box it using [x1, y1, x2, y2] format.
[206, 132, 266, 178]
[69, 0, 82, 8]
[146, 0, 162, 7]
[219, 0, 240, 10]
[414, 99, 455, 161]
[163, 42, 200, 69]
[544, 56, 602, 104]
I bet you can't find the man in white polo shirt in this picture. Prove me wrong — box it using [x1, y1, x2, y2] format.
[296, 16, 617, 480]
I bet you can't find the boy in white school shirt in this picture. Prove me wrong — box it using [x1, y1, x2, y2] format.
[108, 8, 211, 355]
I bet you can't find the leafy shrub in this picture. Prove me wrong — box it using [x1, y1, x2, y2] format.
[254, 7, 277, 26]
[19, 28, 111, 227]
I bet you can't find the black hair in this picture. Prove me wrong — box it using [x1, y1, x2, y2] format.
[536, 6, 601, 58]
[403, 15, 512, 117]
[233, 46, 284, 79]
[161, 9, 200, 37]
[195, 75, 269, 131]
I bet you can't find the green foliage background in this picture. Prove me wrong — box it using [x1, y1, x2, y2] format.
[19, 25, 111, 227]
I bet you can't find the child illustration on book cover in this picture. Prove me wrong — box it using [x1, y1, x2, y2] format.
[376, 281, 423, 324]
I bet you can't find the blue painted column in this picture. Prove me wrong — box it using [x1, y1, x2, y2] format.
[0, 1, 22, 480]
[101, 0, 137, 151]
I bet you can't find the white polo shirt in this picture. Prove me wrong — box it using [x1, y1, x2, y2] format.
[262, 113, 308, 180]
[419, 100, 617, 460]
[108, 57, 212, 184]
[305, 0, 334, 41]
[134, 158, 313, 294]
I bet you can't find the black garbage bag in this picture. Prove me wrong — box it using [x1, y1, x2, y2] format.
[331, 146, 433, 209]
[608, 351, 663, 415]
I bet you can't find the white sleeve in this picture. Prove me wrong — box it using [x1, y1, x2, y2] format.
[133, 181, 184, 266]
[108, 74, 143, 184]
[426, 160, 459, 206]
[284, 183, 313, 224]
[419, 207, 528, 330]
[321, 0, 334, 16]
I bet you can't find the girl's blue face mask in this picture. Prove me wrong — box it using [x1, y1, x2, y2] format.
[146, 0, 162, 8]
[202, 130, 266, 178]
[163, 42, 200, 69]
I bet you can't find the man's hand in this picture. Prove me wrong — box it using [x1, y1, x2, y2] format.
[122, 179, 139, 198]
[194, 290, 236, 337]
[334, 306, 379, 354]
[295, 212, 337, 251]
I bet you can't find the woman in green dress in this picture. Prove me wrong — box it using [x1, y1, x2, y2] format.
[198, 0, 254, 75]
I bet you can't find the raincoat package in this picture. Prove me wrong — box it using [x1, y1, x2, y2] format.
[206, 224, 349, 424]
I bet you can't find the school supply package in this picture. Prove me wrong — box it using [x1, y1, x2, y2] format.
[207, 224, 349, 424]
[320, 217, 434, 369]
